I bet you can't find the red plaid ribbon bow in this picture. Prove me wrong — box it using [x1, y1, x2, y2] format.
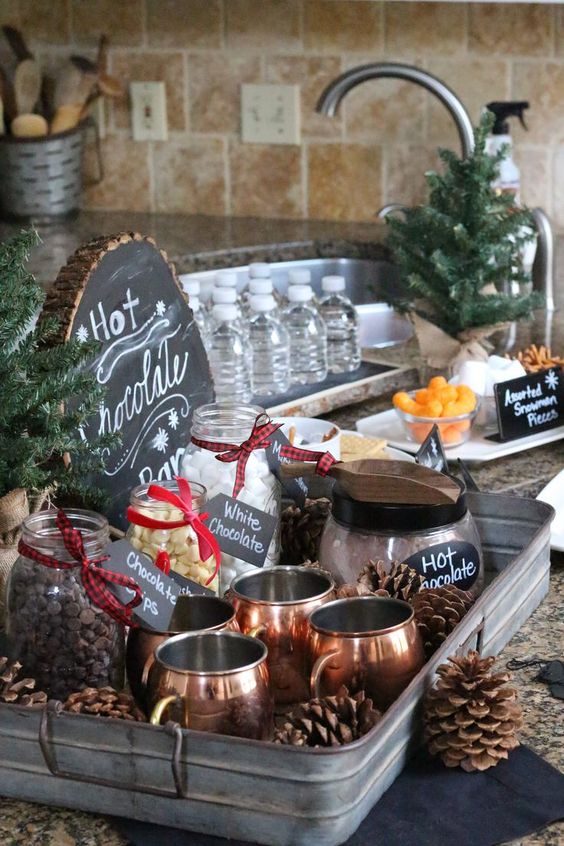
[18, 510, 142, 627]
[191, 413, 283, 499]
[279, 444, 339, 476]
[126, 476, 221, 587]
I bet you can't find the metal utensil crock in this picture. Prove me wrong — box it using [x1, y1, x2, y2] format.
[308, 596, 425, 710]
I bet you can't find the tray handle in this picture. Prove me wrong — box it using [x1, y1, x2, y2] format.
[38, 700, 188, 799]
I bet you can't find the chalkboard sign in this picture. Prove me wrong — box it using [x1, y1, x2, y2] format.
[206, 493, 278, 568]
[415, 424, 448, 473]
[265, 429, 308, 507]
[42, 233, 214, 529]
[104, 538, 181, 630]
[404, 541, 480, 592]
[494, 367, 564, 442]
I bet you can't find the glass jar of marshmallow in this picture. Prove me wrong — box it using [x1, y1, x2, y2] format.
[126, 480, 219, 594]
[181, 403, 281, 594]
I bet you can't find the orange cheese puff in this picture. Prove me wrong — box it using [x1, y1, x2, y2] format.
[409, 422, 433, 443]
[456, 384, 476, 400]
[439, 385, 458, 404]
[440, 425, 463, 445]
[393, 391, 412, 410]
[455, 396, 476, 414]
[424, 400, 443, 418]
[454, 419, 471, 432]
[443, 400, 466, 417]
[428, 376, 448, 390]
[415, 388, 429, 404]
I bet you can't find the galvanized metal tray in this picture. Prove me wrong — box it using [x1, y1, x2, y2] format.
[0, 492, 554, 846]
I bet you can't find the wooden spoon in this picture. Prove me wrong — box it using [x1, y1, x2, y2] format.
[2, 26, 41, 115]
[281, 459, 462, 505]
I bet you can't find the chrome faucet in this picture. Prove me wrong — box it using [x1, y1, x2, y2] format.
[316, 62, 555, 311]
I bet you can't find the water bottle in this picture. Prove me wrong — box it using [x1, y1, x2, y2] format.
[285, 268, 316, 306]
[208, 305, 252, 403]
[283, 285, 327, 385]
[248, 294, 290, 396]
[215, 269, 239, 289]
[319, 275, 361, 374]
[249, 262, 271, 279]
[210, 287, 248, 337]
[190, 295, 210, 344]
[243, 278, 281, 315]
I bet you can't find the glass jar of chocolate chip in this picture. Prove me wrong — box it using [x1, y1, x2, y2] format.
[6, 509, 125, 700]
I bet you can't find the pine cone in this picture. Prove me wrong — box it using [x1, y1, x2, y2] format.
[0, 657, 48, 707]
[274, 685, 382, 747]
[357, 560, 425, 602]
[412, 586, 475, 659]
[63, 686, 146, 721]
[280, 498, 331, 565]
[424, 651, 523, 772]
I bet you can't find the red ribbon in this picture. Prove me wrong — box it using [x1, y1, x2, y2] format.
[18, 510, 142, 628]
[279, 444, 339, 476]
[126, 476, 221, 587]
[190, 413, 283, 499]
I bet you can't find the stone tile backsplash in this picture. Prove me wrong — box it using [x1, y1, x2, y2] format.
[2, 0, 563, 225]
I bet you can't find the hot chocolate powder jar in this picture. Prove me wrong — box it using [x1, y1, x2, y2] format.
[319, 479, 484, 597]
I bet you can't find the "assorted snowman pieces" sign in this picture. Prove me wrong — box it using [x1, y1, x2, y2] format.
[43, 233, 214, 529]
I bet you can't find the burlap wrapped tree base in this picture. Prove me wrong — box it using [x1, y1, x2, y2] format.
[0, 488, 46, 625]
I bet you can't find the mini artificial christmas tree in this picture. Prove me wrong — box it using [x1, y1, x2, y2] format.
[0, 230, 114, 614]
[386, 112, 542, 366]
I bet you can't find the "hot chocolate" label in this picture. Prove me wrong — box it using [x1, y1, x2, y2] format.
[404, 541, 480, 592]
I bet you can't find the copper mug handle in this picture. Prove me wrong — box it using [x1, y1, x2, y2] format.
[310, 649, 340, 698]
[141, 652, 155, 688]
[150, 694, 183, 726]
[247, 623, 267, 639]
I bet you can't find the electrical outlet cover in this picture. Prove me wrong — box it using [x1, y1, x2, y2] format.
[130, 81, 168, 142]
[241, 83, 301, 145]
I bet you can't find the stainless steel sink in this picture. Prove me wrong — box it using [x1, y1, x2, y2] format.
[180, 257, 413, 349]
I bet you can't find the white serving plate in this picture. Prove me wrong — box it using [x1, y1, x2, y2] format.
[537, 470, 564, 552]
[355, 408, 564, 463]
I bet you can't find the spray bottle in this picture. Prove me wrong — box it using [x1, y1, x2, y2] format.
[485, 101, 529, 205]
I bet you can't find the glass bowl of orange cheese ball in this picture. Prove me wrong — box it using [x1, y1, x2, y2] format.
[393, 376, 479, 448]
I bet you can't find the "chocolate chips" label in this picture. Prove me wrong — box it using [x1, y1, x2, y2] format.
[404, 541, 479, 591]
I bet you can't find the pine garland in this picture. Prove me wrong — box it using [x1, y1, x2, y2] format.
[386, 112, 543, 338]
[0, 229, 115, 508]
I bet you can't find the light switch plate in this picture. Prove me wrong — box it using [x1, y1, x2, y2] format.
[241, 83, 301, 145]
[130, 81, 168, 142]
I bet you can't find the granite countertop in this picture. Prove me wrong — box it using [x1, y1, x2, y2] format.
[0, 212, 562, 845]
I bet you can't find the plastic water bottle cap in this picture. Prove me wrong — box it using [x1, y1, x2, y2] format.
[249, 262, 271, 279]
[190, 295, 201, 312]
[215, 270, 238, 287]
[212, 287, 237, 304]
[287, 285, 313, 303]
[250, 294, 276, 312]
[180, 277, 201, 296]
[288, 268, 311, 285]
[212, 304, 238, 322]
[249, 279, 273, 295]
[322, 275, 345, 293]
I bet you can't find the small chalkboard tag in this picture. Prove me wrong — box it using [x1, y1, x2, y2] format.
[206, 493, 277, 568]
[169, 569, 215, 597]
[103, 538, 180, 630]
[404, 541, 480, 592]
[265, 429, 308, 506]
[494, 366, 564, 442]
[415, 424, 448, 473]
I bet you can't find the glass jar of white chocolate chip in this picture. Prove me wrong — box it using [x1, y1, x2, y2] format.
[181, 403, 281, 595]
[126, 480, 219, 594]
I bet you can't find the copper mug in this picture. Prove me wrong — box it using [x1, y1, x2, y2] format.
[148, 630, 274, 739]
[231, 566, 335, 705]
[127, 594, 239, 710]
[308, 597, 425, 711]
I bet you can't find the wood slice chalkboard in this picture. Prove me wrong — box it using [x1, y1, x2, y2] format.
[42, 232, 214, 529]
